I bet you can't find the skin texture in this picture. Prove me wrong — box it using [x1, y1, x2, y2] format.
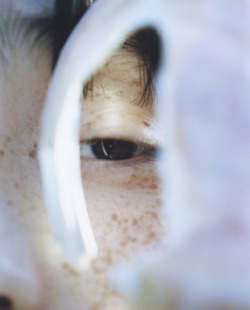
[0, 1, 162, 310]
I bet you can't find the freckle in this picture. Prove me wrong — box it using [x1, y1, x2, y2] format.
[8, 200, 14, 207]
[147, 232, 156, 241]
[0, 150, 4, 156]
[132, 218, 138, 226]
[130, 80, 140, 87]
[105, 253, 112, 264]
[29, 150, 36, 158]
[111, 214, 118, 221]
[14, 182, 19, 189]
[123, 227, 128, 234]
[62, 263, 79, 276]
[146, 211, 158, 220]
[62, 263, 68, 270]
[118, 90, 124, 96]
[150, 183, 157, 190]
[120, 241, 126, 247]
[129, 236, 137, 243]
[29, 143, 37, 159]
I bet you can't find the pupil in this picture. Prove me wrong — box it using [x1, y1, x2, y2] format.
[91, 139, 137, 160]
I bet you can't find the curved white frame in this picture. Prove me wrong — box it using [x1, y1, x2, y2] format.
[39, 0, 168, 266]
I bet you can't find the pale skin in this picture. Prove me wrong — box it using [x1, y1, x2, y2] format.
[0, 1, 162, 310]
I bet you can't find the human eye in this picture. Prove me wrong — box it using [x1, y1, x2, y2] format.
[80, 138, 156, 161]
[79, 45, 161, 167]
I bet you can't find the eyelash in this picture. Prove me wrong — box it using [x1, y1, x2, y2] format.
[79, 138, 156, 161]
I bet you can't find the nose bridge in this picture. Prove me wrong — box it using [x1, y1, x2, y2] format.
[0, 207, 42, 310]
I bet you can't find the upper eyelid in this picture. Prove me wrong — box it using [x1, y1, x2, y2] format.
[80, 137, 158, 149]
[79, 104, 161, 148]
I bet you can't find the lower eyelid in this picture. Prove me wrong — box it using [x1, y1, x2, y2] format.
[80, 153, 156, 169]
[80, 154, 158, 189]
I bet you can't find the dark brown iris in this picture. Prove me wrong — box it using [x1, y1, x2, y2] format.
[90, 139, 137, 160]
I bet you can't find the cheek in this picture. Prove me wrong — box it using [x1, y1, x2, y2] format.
[0, 57, 52, 248]
[81, 161, 163, 269]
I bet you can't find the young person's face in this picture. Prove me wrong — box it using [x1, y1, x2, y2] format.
[0, 1, 162, 309]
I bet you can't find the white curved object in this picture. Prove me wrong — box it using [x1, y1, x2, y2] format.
[39, 0, 168, 266]
[39, 0, 250, 308]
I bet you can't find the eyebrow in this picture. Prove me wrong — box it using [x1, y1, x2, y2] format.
[28, 0, 89, 69]
[0, 0, 88, 68]
[1, 1, 160, 106]
[1, 1, 160, 70]
[0, 8, 53, 65]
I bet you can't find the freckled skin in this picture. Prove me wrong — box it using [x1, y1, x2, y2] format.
[0, 2, 162, 310]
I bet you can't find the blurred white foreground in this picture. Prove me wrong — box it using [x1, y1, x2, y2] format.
[115, 1, 250, 309]
[40, 0, 250, 308]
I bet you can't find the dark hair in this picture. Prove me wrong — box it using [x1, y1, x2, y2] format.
[53, 0, 88, 68]
[27, 0, 160, 103]
[123, 27, 160, 105]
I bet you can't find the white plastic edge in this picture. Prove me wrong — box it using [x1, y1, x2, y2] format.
[39, 0, 169, 266]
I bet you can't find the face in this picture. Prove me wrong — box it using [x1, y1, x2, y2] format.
[3, 0, 247, 308]
[0, 1, 162, 310]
